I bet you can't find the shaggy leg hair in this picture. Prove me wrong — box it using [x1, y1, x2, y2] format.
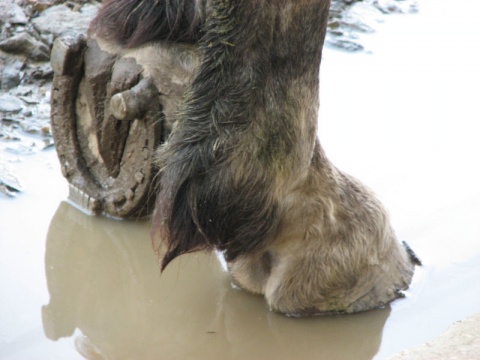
[92, 0, 419, 315]
[89, 0, 207, 47]
[154, 0, 329, 270]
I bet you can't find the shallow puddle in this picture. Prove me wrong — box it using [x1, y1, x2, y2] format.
[41, 201, 395, 360]
[1, 0, 480, 358]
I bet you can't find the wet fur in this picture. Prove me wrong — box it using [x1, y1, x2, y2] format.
[89, 0, 206, 47]
[91, 0, 418, 315]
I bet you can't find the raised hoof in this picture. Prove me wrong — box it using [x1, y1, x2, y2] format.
[50, 37, 163, 218]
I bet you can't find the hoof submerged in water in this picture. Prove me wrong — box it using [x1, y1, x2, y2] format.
[227, 168, 419, 315]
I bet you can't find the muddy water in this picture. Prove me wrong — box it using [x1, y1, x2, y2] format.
[1, 0, 480, 358]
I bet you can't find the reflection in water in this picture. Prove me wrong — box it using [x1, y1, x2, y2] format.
[43, 202, 391, 360]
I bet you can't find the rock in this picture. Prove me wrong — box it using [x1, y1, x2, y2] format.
[0, 118, 21, 142]
[328, 1, 346, 18]
[388, 313, 480, 360]
[0, 161, 23, 196]
[341, 2, 384, 33]
[2, 67, 22, 90]
[27, 0, 59, 13]
[31, 4, 100, 41]
[5, 142, 39, 155]
[0, 32, 50, 61]
[0, 0, 29, 26]
[326, 36, 364, 52]
[0, 94, 24, 114]
[25, 63, 54, 82]
[374, 0, 419, 14]
[1, 60, 24, 90]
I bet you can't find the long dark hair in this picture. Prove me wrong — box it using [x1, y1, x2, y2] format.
[89, 0, 207, 48]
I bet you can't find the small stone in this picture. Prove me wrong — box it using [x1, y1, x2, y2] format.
[341, 2, 384, 33]
[0, 161, 24, 194]
[1, 64, 23, 90]
[28, 0, 55, 13]
[326, 37, 364, 52]
[31, 4, 100, 40]
[0, 1, 29, 26]
[0, 94, 24, 114]
[0, 117, 17, 124]
[42, 138, 54, 149]
[40, 33, 54, 47]
[375, 0, 419, 14]
[21, 122, 41, 134]
[13, 86, 32, 97]
[0, 32, 50, 61]
[27, 64, 54, 81]
[5, 142, 38, 155]
[17, 96, 39, 105]
[41, 125, 51, 135]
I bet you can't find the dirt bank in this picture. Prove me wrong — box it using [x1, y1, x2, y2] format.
[389, 313, 480, 359]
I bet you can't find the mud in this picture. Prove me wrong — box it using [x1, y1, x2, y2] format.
[389, 313, 480, 359]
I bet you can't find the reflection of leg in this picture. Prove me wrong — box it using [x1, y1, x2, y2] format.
[264, 306, 391, 360]
[42, 202, 92, 341]
[42, 304, 76, 341]
[74, 333, 102, 360]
